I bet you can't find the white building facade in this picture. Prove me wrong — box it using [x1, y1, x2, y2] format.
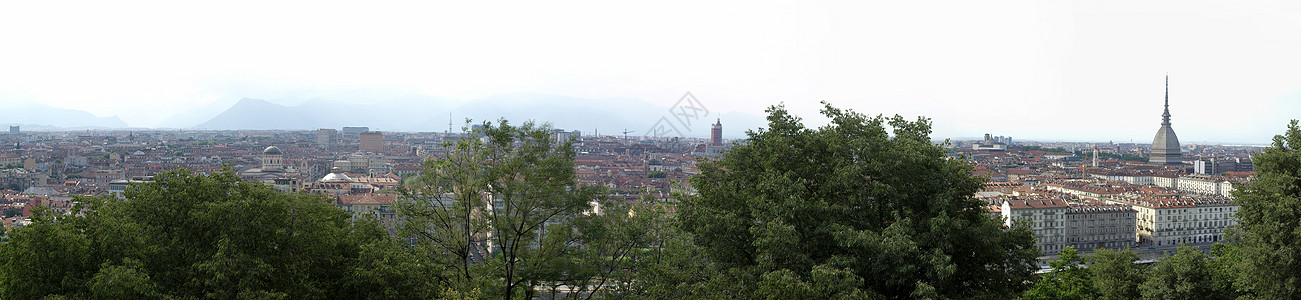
[1002, 198, 1069, 254]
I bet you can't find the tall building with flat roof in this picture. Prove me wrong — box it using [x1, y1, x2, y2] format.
[316, 128, 339, 148]
[1150, 75, 1182, 165]
[360, 131, 384, 154]
[342, 126, 369, 141]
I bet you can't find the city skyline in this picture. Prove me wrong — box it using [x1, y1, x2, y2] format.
[3, 1, 1300, 144]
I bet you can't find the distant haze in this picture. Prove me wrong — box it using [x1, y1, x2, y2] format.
[188, 93, 768, 139]
[3, 1, 1300, 144]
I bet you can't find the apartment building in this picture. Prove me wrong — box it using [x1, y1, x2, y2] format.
[1064, 202, 1136, 251]
[1001, 197, 1069, 254]
[1110, 193, 1237, 246]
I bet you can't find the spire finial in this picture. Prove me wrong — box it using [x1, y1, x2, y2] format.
[1161, 74, 1171, 125]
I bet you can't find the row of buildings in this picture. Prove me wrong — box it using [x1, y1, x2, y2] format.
[986, 177, 1240, 255]
[0, 121, 731, 230]
[968, 76, 1256, 256]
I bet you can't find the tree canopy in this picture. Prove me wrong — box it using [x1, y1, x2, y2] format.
[1229, 119, 1301, 298]
[677, 103, 1039, 298]
[1140, 246, 1233, 299]
[0, 168, 441, 299]
[399, 120, 638, 299]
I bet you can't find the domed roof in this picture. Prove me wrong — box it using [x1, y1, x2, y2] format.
[320, 167, 353, 182]
[263, 146, 283, 155]
[1150, 75, 1182, 165]
[1152, 125, 1180, 151]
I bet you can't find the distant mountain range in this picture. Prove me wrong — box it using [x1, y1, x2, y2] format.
[191, 93, 767, 138]
[0, 104, 128, 129]
[3, 94, 767, 138]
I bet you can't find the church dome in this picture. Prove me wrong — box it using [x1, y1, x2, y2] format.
[320, 167, 353, 182]
[263, 146, 283, 155]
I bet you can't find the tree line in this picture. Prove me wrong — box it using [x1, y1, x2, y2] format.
[1, 104, 1299, 299]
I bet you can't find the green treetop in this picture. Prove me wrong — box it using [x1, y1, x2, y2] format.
[1229, 119, 1301, 298]
[0, 168, 441, 299]
[678, 103, 1040, 298]
[398, 120, 623, 299]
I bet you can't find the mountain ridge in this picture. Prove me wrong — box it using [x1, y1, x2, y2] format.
[191, 93, 766, 138]
[0, 104, 129, 129]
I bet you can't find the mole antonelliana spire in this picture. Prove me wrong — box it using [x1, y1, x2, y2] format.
[1162, 74, 1171, 125]
[1150, 74, 1182, 165]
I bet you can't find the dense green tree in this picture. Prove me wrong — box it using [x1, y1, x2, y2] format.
[1140, 246, 1230, 299]
[678, 103, 1040, 298]
[540, 198, 670, 300]
[1229, 119, 1301, 298]
[398, 121, 610, 299]
[756, 265, 876, 300]
[1, 207, 20, 218]
[0, 168, 441, 299]
[1021, 247, 1095, 300]
[1088, 248, 1145, 300]
[1205, 243, 1244, 299]
[1020, 247, 1151, 300]
[614, 203, 727, 299]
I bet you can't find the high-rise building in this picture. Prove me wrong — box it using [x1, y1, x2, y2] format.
[1150, 75, 1183, 165]
[1194, 158, 1238, 175]
[551, 129, 581, 144]
[360, 131, 384, 154]
[8, 126, 17, 134]
[316, 129, 339, 148]
[711, 119, 722, 146]
[341, 126, 369, 141]
[972, 133, 1008, 151]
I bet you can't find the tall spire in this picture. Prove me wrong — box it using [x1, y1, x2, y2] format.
[1161, 74, 1171, 125]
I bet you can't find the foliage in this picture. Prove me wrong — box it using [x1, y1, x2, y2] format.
[646, 170, 667, 178]
[0, 168, 442, 299]
[1088, 248, 1145, 300]
[398, 120, 615, 299]
[1021, 246, 1237, 300]
[677, 103, 1040, 298]
[1228, 119, 1301, 298]
[756, 265, 877, 300]
[554, 198, 667, 299]
[610, 197, 720, 298]
[1020, 247, 1152, 300]
[1140, 246, 1232, 299]
[1, 207, 20, 218]
[1022, 247, 1094, 300]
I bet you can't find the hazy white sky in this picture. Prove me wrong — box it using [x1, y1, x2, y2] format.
[2, 0, 1299, 143]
